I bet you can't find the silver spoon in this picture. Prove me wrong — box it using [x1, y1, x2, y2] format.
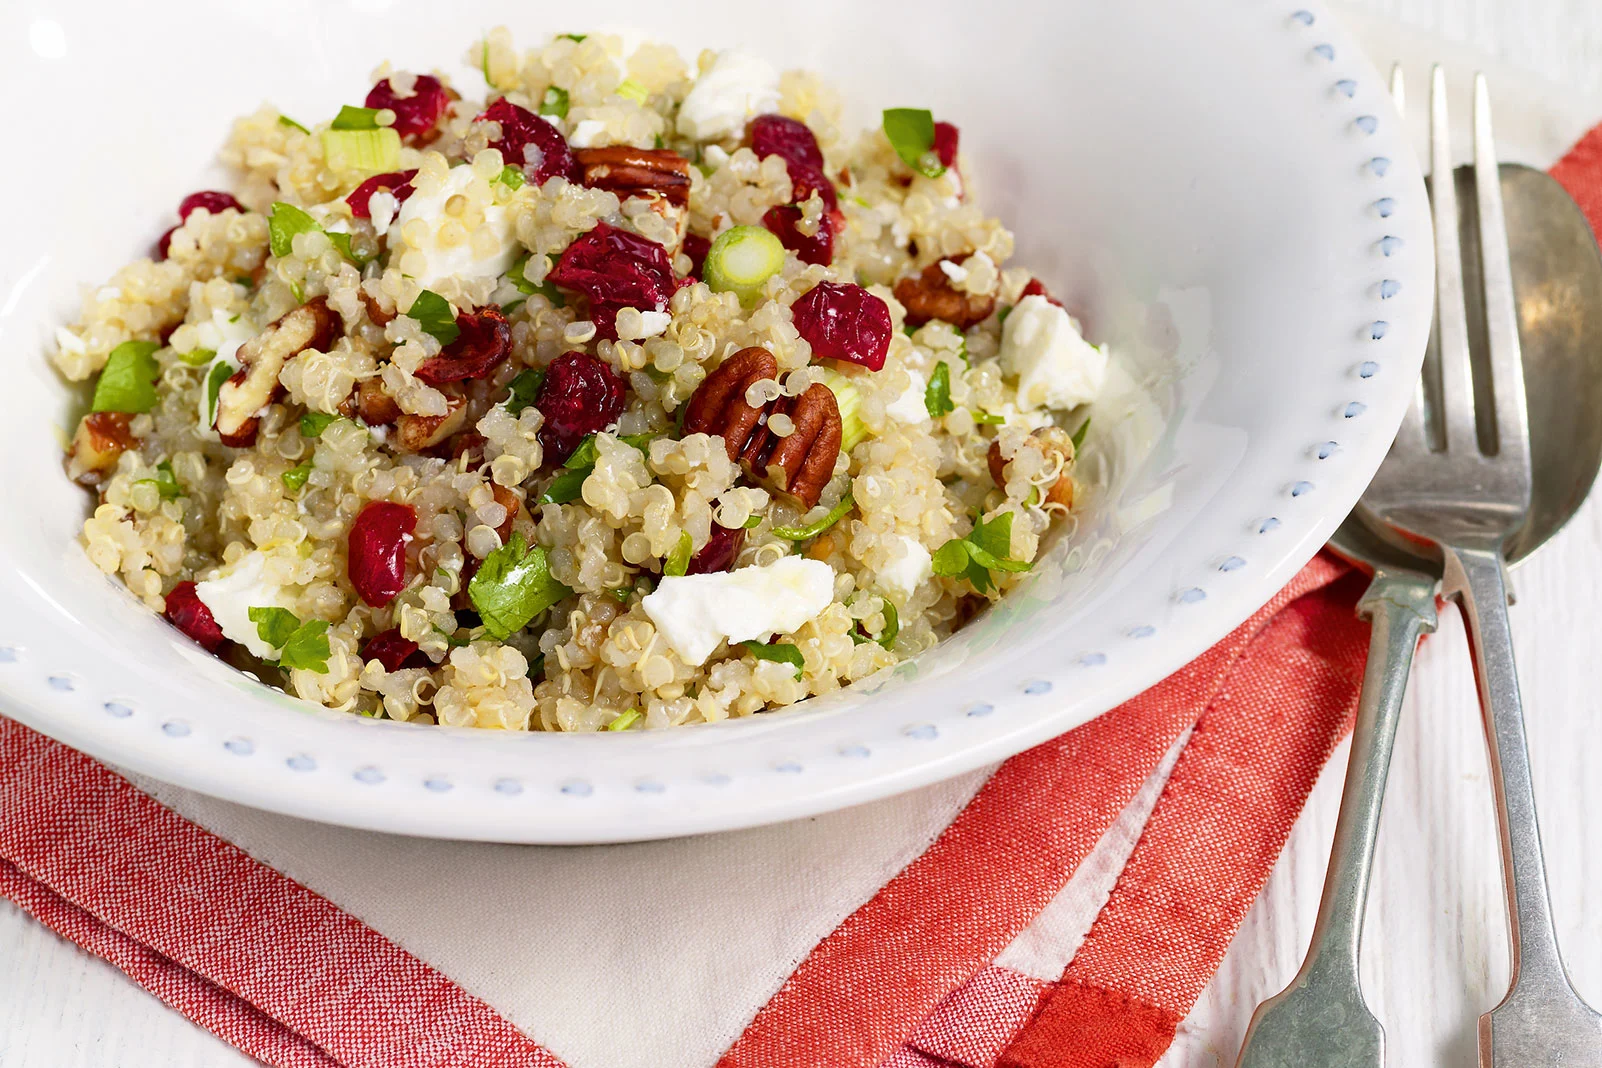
[1236, 157, 1602, 1068]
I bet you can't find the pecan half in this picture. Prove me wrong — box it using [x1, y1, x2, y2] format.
[574, 146, 692, 207]
[395, 391, 468, 452]
[893, 256, 996, 330]
[988, 426, 1076, 509]
[682, 346, 779, 462]
[215, 297, 341, 445]
[740, 384, 842, 507]
[69, 411, 138, 484]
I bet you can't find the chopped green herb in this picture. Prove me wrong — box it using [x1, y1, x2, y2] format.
[248, 606, 301, 649]
[469, 532, 572, 640]
[330, 105, 382, 130]
[481, 39, 492, 84]
[177, 347, 216, 367]
[433, 624, 473, 649]
[407, 290, 460, 346]
[281, 461, 314, 492]
[527, 653, 545, 678]
[871, 597, 900, 648]
[606, 708, 642, 731]
[903, 323, 918, 337]
[1022, 486, 1041, 508]
[653, 134, 665, 150]
[931, 511, 1030, 594]
[495, 164, 526, 190]
[300, 411, 339, 438]
[203, 359, 233, 428]
[324, 230, 369, 266]
[971, 409, 1004, 425]
[538, 85, 570, 119]
[616, 78, 649, 104]
[817, 368, 866, 452]
[280, 620, 332, 673]
[267, 202, 319, 258]
[772, 494, 855, 541]
[882, 108, 945, 179]
[742, 514, 763, 529]
[133, 460, 184, 501]
[740, 641, 805, 678]
[563, 432, 655, 470]
[924, 360, 954, 419]
[538, 467, 589, 504]
[500, 298, 526, 315]
[609, 581, 636, 603]
[664, 530, 694, 577]
[506, 254, 568, 308]
[91, 340, 162, 414]
[323, 128, 401, 173]
[504, 368, 545, 415]
[278, 114, 311, 135]
[1070, 417, 1091, 451]
[560, 33, 587, 42]
[702, 225, 785, 306]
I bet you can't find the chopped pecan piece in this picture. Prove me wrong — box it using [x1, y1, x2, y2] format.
[356, 378, 402, 426]
[893, 256, 996, 330]
[987, 426, 1076, 509]
[69, 411, 138, 484]
[394, 391, 468, 452]
[215, 297, 341, 445]
[682, 346, 779, 463]
[574, 146, 692, 207]
[359, 290, 395, 327]
[490, 483, 521, 544]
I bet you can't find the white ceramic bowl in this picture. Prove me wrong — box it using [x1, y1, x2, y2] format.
[0, 0, 1430, 842]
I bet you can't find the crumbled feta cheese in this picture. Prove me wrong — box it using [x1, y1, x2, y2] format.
[194, 551, 296, 659]
[676, 50, 781, 141]
[938, 259, 968, 285]
[367, 190, 399, 236]
[194, 311, 256, 431]
[388, 165, 519, 289]
[1000, 295, 1108, 411]
[641, 556, 834, 666]
[636, 310, 672, 338]
[54, 327, 86, 357]
[885, 368, 929, 424]
[702, 144, 731, 169]
[879, 536, 933, 602]
[567, 119, 609, 148]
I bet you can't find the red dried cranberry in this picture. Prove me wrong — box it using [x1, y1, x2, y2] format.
[762, 205, 835, 267]
[346, 170, 418, 219]
[414, 307, 511, 385]
[348, 501, 417, 607]
[547, 222, 677, 341]
[155, 226, 178, 260]
[787, 165, 839, 213]
[749, 115, 825, 173]
[791, 282, 893, 371]
[178, 191, 243, 221]
[365, 74, 451, 141]
[1020, 278, 1065, 309]
[534, 351, 627, 463]
[932, 122, 959, 169]
[164, 581, 224, 651]
[682, 233, 711, 280]
[360, 629, 428, 672]
[687, 524, 746, 575]
[474, 99, 578, 186]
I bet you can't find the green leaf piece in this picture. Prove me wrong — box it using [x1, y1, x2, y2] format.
[177, 347, 216, 367]
[539, 86, 570, 119]
[300, 411, 339, 438]
[882, 108, 944, 178]
[1070, 417, 1092, 451]
[407, 290, 460, 346]
[134, 460, 185, 501]
[281, 462, 314, 492]
[330, 105, 382, 131]
[504, 369, 545, 415]
[663, 530, 694, 577]
[280, 619, 332, 673]
[469, 532, 572, 640]
[91, 340, 162, 414]
[268, 202, 319, 258]
[495, 164, 526, 190]
[538, 467, 589, 505]
[924, 360, 954, 419]
[771, 494, 855, 541]
[740, 641, 805, 678]
[248, 606, 302, 649]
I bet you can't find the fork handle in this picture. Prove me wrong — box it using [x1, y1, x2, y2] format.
[1443, 544, 1601, 1060]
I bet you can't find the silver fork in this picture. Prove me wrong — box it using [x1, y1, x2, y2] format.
[1357, 67, 1602, 1065]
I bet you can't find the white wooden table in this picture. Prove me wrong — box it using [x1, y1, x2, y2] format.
[4, 4, 1602, 1066]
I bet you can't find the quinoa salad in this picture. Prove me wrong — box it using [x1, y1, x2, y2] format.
[55, 30, 1109, 732]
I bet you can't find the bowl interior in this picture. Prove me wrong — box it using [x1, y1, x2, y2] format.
[0, 0, 1430, 841]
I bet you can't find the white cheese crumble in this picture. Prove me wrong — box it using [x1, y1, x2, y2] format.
[641, 556, 834, 666]
[938, 259, 968, 285]
[54, 327, 86, 357]
[676, 50, 781, 141]
[367, 190, 400, 236]
[885, 368, 929, 424]
[999, 295, 1108, 411]
[388, 165, 519, 289]
[567, 119, 609, 148]
[194, 551, 296, 659]
[193, 310, 256, 432]
[879, 536, 933, 602]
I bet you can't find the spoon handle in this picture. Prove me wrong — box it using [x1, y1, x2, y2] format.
[1441, 543, 1602, 1065]
[1234, 564, 1436, 1068]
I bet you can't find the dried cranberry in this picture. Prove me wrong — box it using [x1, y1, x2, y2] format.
[787, 165, 839, 213]
[366, 74, 451, 141]
[687, 524, 746, 575]
[547, 222, 677, 341]
[414, 307, 512, 385]
[359, 628, 428, 672]
[791, 282, 892, 371]
[534, 351, 627, 463]
[474, 99, 578, 186]
[155, 226, 178, 260]
[164, 581, 224, 651]
[682, 233, 711, 279]
[346, 170, 418, 219]
[1020, 278, 1065, 309]
[348, 501, 417, 607]
[749, 115, 825, 174]
[933, 122, 959, 169]
[762, 205, 834, 267]
[178, 191, 243, 221]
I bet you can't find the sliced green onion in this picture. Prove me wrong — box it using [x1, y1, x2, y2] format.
[177, 347, 216, 367]
[300, 411, 339, 438]
[133, 460, 184, 501]
[817, 367, 866, 452]
[924, 361, 954, 419]
[407, 290, 460, 345]
[1070, 417, 1091, 451]
[997, 304, 1013, 326]
[268, 202, 319, 258]
[616, 78, 649, 104]
[331, 105, 382, 130]
[663, 530, 694, 577]
[322, 128, 401, 174]
[560, 33, 587, 42]
[281, 461, 314, 492]
[278, 114, 311, 135]
[91, 340, 162, 414]
[866, 597, 899, 649]
[970, 409, 1004, 425]
[882, 108, 944, 179]
[539, 86, 570, 119]
[740, 641, 804, 678]
[771, 494, 854, 540]
[504, 369, 545, 415]
[702, 225, 785, 306]
[538, 467, 588, 504]
[202, 359, 233, 428]
[562, 432, 656, 470]
[741, 515, 763, 529]
[606, 708, 642, 731]
[495, 164, 526, 190]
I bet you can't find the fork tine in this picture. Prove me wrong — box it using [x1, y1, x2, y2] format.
[1472, 73, 1532, 473]
[1430, 67, 1478, 454]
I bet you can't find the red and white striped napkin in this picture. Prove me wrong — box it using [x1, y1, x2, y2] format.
[4, 123, 1600, 1068]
